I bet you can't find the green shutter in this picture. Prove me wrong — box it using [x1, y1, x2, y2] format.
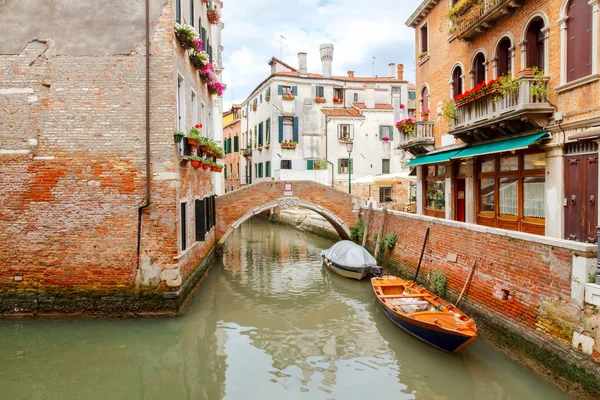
[266, 118, 271, 144]
[260, 94, 263, 103]
[234, 136, 239, 152]
[307, 160, 314, 170]
[388, 126, 393, 141]
[278, 85, 284, 95]
[292, 86, 298, 96]
[293, 117, 299, 143]
[339, 88, 344, 100]
[224, 165, 227, 179]
[228, 137, 232, 153]
[278, 116, 284, 142]
[266, 161, 270, 177]
[338, 159, 342, 174]
[349, 159, 353, 174]
[379, 126, 383, 140]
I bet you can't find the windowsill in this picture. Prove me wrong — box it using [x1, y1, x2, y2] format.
[447, 34, 456, 43]
[417, 55, 430, 66]
[173, 229, 213, 260]
[555, 74, 600, 94]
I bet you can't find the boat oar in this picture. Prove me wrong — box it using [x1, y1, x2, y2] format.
[413, 227, 430, 283]
[456, 261, 477, 306]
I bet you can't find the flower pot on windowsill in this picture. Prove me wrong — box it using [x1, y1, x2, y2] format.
[187, 137, 200, 147]
[281, 142, 297, 149]
[421, 114, 429, 121]
[333, 98, 344, 104]
[282, 94, 295, 101]
[202, 162, 210, 170]
[265, 145, 270, 150]
[191, 159, 201, 168]
[207, 10, 220, 24]
[252, 105, 257, 111]
[315, 97, 326, 103]
[174, 132, 185, 143]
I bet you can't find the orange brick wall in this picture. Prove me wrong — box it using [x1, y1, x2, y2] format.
[224, 120, 242, 191]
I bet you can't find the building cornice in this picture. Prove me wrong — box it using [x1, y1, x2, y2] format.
[406, 0, 440, 28]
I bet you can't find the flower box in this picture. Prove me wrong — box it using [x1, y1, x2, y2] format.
[332, 98, 344, 104]
[315, 97, 326, 103]
[258, 146, 263, 151]
[395, 118, 415, 136]
[281, 141, 297, 149]
[252, 104, 257, 111]
[207, 10, 220, 24]
[282, 94, 295, 101]
[191, 159, 202, 168]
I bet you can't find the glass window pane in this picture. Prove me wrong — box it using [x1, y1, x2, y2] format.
[480, 159, 495, 173]
[479, 178, 495, 212]
[427, 165, 436, 176]
[437, 165, 446, 177]
[457, 162, 467, 176]
[426, 180, 445, 211]
[524, 153, 546, 170]
[500, 156, 518, 171]
[499, 177, 518, 216]
[524, 176, 545, 218]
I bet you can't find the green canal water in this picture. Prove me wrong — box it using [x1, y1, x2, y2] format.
[0, 218, 569, 399]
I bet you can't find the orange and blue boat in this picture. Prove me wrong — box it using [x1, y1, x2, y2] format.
[372, 275, 477, 353]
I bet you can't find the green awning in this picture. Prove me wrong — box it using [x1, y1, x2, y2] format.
[405, 149, 463, 166]
[452, 132, 549, 159]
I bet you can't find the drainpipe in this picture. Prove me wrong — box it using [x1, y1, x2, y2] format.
[325, 116, 334, 187]
[137, 0, 151, 262]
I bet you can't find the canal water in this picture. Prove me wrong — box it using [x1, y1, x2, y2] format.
[0, 217, 568, 400]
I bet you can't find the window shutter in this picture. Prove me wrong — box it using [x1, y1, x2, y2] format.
[379, 126, 383, 140]
[339, 88, 344, 100]
[259, 123, 263, 146]
[211, 195, 216, 229]
[278, 85, 284, 95]
[338, 159, 342, 174]
[204, 196, 210, 231]
[350, 124, 354, 140]
[293, 117, 299, 143]
[292, 86, 298, 96]
[234, 136, 239, 152]
[349, 159, 353, 174]
[307, 160, 314, 170]
[201, 28, 207, 49]
[278, 116, 284, 142]
[181, 202, 187, 251]
[224, 165, 227, 179]
[195, 199, 206, 241]
[388, 125, 393, 141]
[266, 118, 271, 144]
[176, 0, 181, 23]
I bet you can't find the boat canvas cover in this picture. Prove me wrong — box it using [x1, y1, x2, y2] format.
[321, 241, 377, 272]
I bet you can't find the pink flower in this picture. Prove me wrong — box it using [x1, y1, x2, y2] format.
[399, 103, 406, 109]
[192, 39, 203, 53]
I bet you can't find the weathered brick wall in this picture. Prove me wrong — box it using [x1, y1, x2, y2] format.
[415, 0, 600, 144]
[333, 180, 411, 211]
[216, 181, 360, 242]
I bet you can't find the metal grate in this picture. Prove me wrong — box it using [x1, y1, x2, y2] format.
[565, 140, 599, 155]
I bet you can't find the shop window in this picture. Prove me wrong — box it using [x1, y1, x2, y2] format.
[425, 164, 446, 213]
[523, 176, 545, 218]
[499, 178, 518, 216]
[379, 186, 392, 203]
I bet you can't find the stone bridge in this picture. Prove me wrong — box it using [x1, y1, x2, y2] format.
[215, 181, 362, 244]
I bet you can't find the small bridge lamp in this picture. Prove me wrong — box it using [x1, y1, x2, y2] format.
[346, 140, 354, 194]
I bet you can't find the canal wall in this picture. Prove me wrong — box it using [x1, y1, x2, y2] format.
[362, 207, 600, 396]
[269, 209, 340, 241]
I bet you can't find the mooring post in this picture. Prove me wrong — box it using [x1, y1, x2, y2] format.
[413, 227, 430, 283]
[373, 205, 387, 261]
[362, 203, 372, 248]
[596, 226, 600, 284]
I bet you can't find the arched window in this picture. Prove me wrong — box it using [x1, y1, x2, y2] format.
[525, 18, 545, 70]
[496, 38, 512, 77]
[452, 66, 463, 98]
[421, 86, 429, 115]
[472, 52, 486, 85]
[567, 0, 593, 82]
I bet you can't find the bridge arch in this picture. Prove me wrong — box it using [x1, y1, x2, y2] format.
[215, 181, 361, 245]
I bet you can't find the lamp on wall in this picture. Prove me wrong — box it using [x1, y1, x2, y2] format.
[346, 140, 354, 194]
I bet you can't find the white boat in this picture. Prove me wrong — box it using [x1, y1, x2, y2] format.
[321, 240, 379, 280]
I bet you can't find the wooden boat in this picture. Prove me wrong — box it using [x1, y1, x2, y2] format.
[372, 275, 477, 353]
[321, 240, 378, 281]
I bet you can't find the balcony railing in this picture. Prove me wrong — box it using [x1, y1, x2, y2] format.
[397, 121, 435, 156]
[450, 76, 554, 142]
[450, 0, 523, 40]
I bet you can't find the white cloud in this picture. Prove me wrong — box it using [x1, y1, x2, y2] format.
[220, 0, 422, 108]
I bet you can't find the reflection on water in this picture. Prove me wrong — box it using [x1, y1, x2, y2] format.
[0, 218, 567, 400]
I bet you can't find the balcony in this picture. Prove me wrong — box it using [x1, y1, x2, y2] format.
[450, 0, 524, 41]
[449, 76, 554, 143]
[397, 121, 435, 156]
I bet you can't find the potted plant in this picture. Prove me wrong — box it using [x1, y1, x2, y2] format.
[418, 52, 428, 61]
[200, 63, 215, 83]
[441, 100, 458, 125]
[190, 51, 209, 69]
[333, 97, 343, 103]
[399, 103, 406, 109]
[187, 125, 202, 147]
[207, 5, 220, 24]
[201, 157, 211, 170]
[215, 146, 224, 159]
[265, 144, 270, 150]
[252, 103, 257, 111]
[315, 97, 326, 103]
[258, 146, 263, 151]
[421, 109, 430, 121]
[282, 93, 295, 101]
[174, 23, 198, 50]
[281, 140, 297, 149]
[174, 131, 185, 143]
[265, 88, 271, 101]
[395, 118, 415, 136]
[190, 156, 202, 169]
[208, 81, 224, 96]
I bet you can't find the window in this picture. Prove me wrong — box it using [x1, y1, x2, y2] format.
[254, 163, 258, 178]
[191, 90, 197, 126]
[224, 165, 227, 179]
[258, 122, 263, 147]
[420, 86, 429, 116]
[266, 118, 271, 144]
[316, 86, 324, 98]
[260, 94, 263, 103]
[189, 0, 194, 27]
[408, 90, 416, 100]
[382, 159, 390, 174]
[526, 17, 546, 71]
[253, 126, 257, 148]
[392, 87, 402, 94]
[566, 0, 593, 82]
[496, 37, 512, 77]
[472, 52, 486, 85]
[279, 85, 296, 96]
[354, 93, 359, 102]
[379, 186, 392, 203]
[279, 116, 296, 142]
[234, 135, 239, 152]
[379, 125, 393, 141]
[176, 0, 182, 24]
[258, 163, 263, 178]
[195, 199, 206, 241]
[334, 88, 344, 100]
[338, 124, 353, 141]
[452, 65, 463, 98]
[180, 202, 187, 251]
[266, 161, 271, 177]
[424, 164, 446, 213]
[281, 160, 292, 170]
[420, 23, 428, 54]
[177, 75, 185, 132]
[338, 159, 353, 174]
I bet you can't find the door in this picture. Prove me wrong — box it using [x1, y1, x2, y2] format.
[456, 179, 466, 222]
[564, 154, 598, 243]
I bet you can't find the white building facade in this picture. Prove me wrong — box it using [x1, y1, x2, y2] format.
[239, 44, 414, 201]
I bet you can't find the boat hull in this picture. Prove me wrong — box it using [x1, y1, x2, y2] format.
[379, 302, 475, 353]
[323, 258, 369, 280]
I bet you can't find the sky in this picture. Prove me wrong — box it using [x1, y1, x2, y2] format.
[220, 0, 423, 109]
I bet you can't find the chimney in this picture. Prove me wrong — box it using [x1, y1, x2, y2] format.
[298, 52, 307, 77]
[397, 64, 404, 81]
[348, 71, 354, 78]
[389, 63, 396, 78]
[320, 43, 334, 78]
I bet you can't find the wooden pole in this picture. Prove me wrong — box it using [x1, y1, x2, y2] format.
[373, 205, 387, 260]
[413, 227, 430, 282]
[456, 261, 477, 306]
[361, 203, 372, 248]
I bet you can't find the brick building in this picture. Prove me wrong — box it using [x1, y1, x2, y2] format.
[223, 104, 242, 192]
[403, 0, 600, 243]
[0, 0, 225, 313]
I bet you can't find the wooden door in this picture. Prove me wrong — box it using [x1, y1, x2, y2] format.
[565, 155, 598, 243]
[456, 179, 466, 222]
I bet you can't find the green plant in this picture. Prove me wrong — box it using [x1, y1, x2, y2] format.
[590, 273, 598, 284]
[441, 100, 457, 124]
[496, 73, 520, 101]
[448, 0, 483, 22]
[529, 67, 548, 100]
[430, 269, 447, 297]
[382, 232, 397, 251]
[350, 219, 365, 243]
[418, 52, 428, 60]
